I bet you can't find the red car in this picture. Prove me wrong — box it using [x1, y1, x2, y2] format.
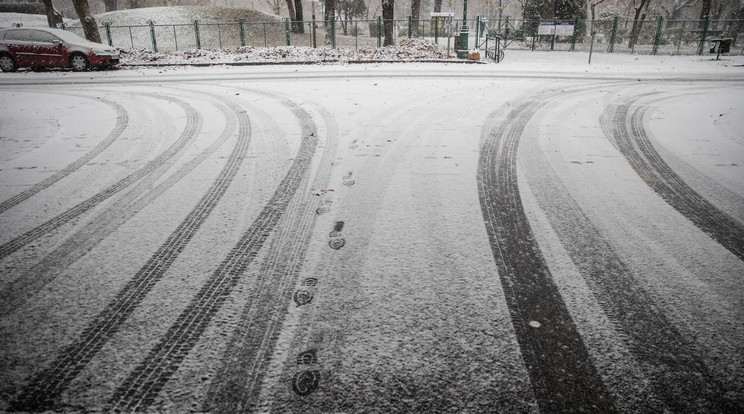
[0, 27, 119, 72]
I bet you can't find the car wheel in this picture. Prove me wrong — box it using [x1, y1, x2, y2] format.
[0, 54, 17, 72]
[69, 54, 89, 71]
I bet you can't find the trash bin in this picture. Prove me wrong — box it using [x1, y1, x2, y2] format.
[721, 38, 733, 53]
[710, 39, 721, 53]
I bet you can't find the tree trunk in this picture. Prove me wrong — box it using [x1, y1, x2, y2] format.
[590, 0, 606, 23]
[294, 0, 305, 33]
[284, 0, 298, 33]
[42, 0, 64, 28]
[325, 0, 335, 27]
[699, 0, 712, 29]
[628, 0, 650, 48]
[103, 0, 117, 12]
[382, 0, 395, 46]
[590, 0, 606, 34]
[699, 0, 712, 20]
[72, 0, 101, 43]
[411, 0, 421, 36]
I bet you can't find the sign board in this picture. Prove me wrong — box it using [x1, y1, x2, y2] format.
[555, 22, 575, 36]
[538, 22, 555, 36]
[538, 21, 575, 36]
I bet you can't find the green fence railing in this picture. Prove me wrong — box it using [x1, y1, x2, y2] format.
[62, 16, 743, 56]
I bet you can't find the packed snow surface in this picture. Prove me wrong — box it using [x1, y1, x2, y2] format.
[0, 52, 743, 413]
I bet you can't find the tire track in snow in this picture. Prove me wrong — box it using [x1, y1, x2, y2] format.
[0, 97, 128, 215]
[601, 99, 744, 262]
[0, 93, 236, 317]
[477, 91, 617, 412]
[520, 88, 738, 412]
[107, 100, 318, 412]
[0, 95, 201, 261]
[10, 93, 250, 411]
[204, 99, 337, 413]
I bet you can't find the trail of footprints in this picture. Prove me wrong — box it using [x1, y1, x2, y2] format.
[292, 174, 354, 396]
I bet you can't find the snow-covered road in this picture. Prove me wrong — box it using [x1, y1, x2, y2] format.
[1, 55, 744, 412]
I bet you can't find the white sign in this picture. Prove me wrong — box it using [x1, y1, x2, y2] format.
[538, 22, 575, 36]
[555, 22, 575, 36]
[538, 23, 555, 36]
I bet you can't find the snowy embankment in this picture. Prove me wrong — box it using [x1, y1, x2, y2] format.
[120, 38, 457, 65]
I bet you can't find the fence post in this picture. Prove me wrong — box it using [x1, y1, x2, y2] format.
[103, 22, 112, 46]
[475, 16, 480, 46]
[408, 16, 412, 38]
[331, 18, 336, 47]
[239, 19, 245, 47]
[434, 17, 439, 44]
[698, 15, 710, 55]
[285, 18, 291, 46]
[653, 16, 663, 55]
[312, 14, 317, 48]
[173, 25, 178, 50]
[193, 20, 201, 49]
[609, 16, 618, 53]
[377, 16, 382, 48]
[571, 16, 579, 51]
[147, 20, 158, 52]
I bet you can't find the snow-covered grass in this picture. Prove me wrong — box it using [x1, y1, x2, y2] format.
[91, 6, 279, 26]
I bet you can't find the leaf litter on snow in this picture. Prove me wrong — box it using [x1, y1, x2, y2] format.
[121, 38, 454, 66]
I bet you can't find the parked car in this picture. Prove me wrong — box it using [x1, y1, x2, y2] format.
[0, 27, 119, 72]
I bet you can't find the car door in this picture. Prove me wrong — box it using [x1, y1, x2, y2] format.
[27, 30, 66, 67]
[3, 29, 36, 66]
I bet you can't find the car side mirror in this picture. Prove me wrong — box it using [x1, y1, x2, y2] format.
[53, 40, 62, 46]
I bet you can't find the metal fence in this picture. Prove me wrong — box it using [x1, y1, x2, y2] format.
[62, 16, 743, 56]
[482, 16, 743, 56]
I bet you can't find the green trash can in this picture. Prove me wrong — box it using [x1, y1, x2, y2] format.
[721, 38, 732, 53]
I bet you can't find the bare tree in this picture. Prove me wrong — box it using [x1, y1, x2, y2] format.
[266, 0, 284, 15]
[700, 0, 712, 20]
[590, 0, 608, 22]
[411, 0, 421, 35]
[103, 0, 118, 12]
[659, 0, 699, 20]
[42, 0, 64, 28]
[628, 0, 653, 48]
[382, 0, 394, 45]
[294, 0, 305, 33]
[285, 0, 296, 22]
[71, 0, 101, 43]
[325, 0, 336, 25]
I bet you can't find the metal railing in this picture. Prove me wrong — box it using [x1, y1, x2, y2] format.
[60, 16, 742, 56]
